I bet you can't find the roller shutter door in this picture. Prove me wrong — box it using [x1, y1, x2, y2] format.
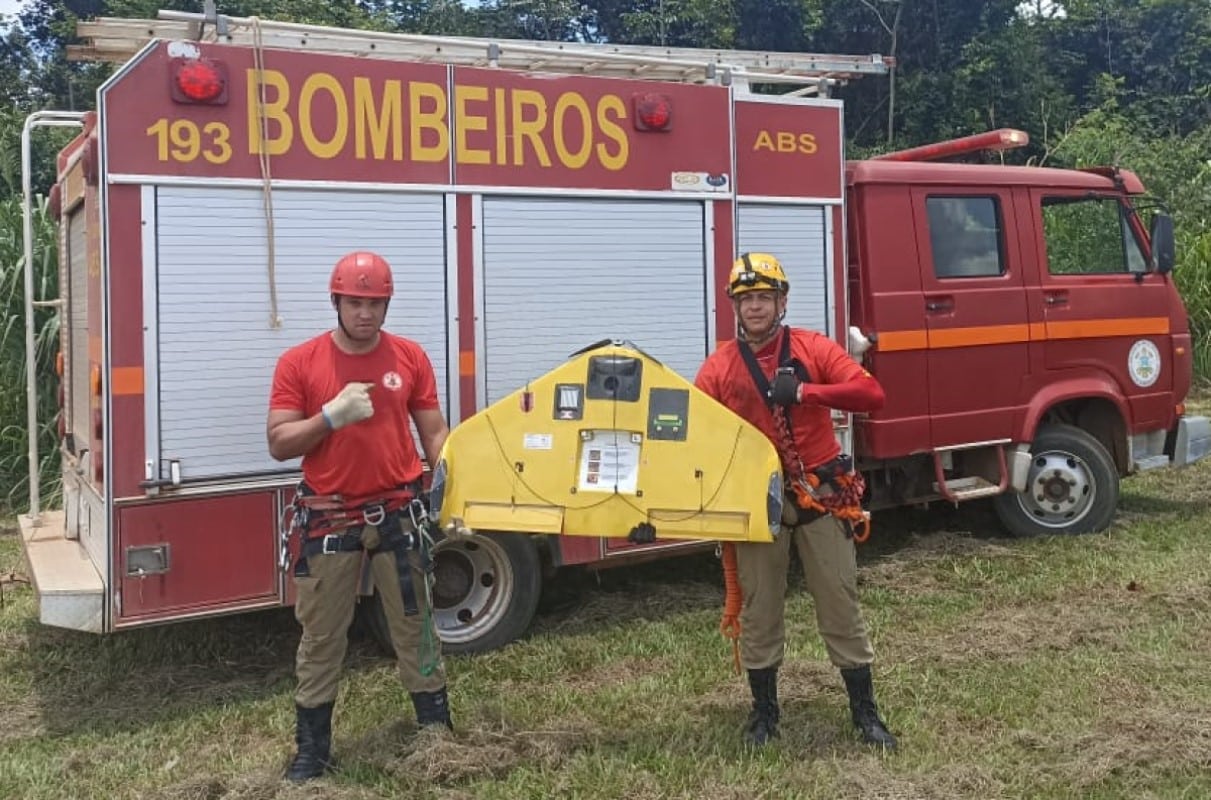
[480, 197, 709, 403]
[154, 186, 448, 479]
[736, 204, 831, 335]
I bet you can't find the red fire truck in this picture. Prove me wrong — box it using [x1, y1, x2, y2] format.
[18, 9, 1209, 654]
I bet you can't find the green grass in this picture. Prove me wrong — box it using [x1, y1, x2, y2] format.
[4, 436, 1211, 799]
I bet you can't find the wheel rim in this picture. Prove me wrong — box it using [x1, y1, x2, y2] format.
[430, 534, 515, 646]
[1014, 447, 1097, 530]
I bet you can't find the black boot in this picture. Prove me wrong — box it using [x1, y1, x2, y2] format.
[285, 701, 335, 782]
[840, 665, 897, 750]
[742, 667, 780, 746]
[411, 686, 454, 731]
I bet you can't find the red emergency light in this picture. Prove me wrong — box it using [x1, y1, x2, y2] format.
[633, 92, 673, 131]
[871, 128, 1029, 162]
[170, 57, 228, 105]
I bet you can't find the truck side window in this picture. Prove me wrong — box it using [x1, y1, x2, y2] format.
[926, 196, 1005, 278]
[1041, 196, 1148, 275]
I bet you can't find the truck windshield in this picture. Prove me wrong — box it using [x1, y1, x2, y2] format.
[1040, 195, 1148, 275]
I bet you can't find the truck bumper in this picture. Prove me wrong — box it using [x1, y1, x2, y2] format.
[17, 511, 104, 632]
[1170, 415, 1211, 467]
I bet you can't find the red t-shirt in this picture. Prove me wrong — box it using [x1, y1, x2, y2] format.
[695, 327, 867, 471]
[269, 331, 440, 502]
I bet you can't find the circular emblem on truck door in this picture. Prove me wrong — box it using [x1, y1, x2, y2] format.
[1127, 339, 1161, 387]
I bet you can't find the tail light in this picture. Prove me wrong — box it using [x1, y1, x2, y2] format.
[170, 57, 229, 105]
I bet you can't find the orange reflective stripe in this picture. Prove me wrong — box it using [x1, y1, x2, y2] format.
[873, 330, 929, 352]
[459, 350, 475, 376]
[1044, 316, 1169, 340]
[928, 323, 1030, 349]
[875, 316, 1170, 353]
[111, 366, 144, 395]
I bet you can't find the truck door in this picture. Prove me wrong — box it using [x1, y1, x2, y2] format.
[1024, 190, 1173, 429]
[911, 188, 1030, 446]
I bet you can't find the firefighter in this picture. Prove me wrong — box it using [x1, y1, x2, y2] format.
[267, 251, 455, 782]
[690, 252, 897, 749]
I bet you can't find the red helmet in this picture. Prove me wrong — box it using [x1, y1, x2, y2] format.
[329, 251, 394, 298]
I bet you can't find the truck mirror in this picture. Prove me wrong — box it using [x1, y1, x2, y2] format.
[1150, 212, 1176, 274]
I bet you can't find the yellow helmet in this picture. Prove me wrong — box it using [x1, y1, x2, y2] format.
[727, 252, 789, 297]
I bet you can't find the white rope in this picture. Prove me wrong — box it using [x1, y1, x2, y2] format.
[251, 16, 282, 329]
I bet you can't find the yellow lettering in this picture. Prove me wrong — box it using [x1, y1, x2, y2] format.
[595, 95, 629, 171]
[410, 81, 450, 163]
[798, 133, 818, 155]
[511, 89, 552, 167]
[354, 77, 403, 160]
[753, 130, 775, 152]
[777, 132, 798, 153]
[247, 69, 292, 156]
[494, 88, 508, 165]
[146, 119, 170, 161]
[553, 92, 593, 169]
[202, 122, 232, 164]
[299, 73, 348, 159]
[169, 120, 200, 162]
[455, 85, 491, 165]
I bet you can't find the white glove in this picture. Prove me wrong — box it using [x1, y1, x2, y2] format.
[321, 382, 375, 430]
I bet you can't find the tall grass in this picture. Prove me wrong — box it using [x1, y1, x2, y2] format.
[1053, 112, 1211, 383]
[0, 193, 62, 515]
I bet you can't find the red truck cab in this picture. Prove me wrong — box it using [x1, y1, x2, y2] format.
[846, 146, 1207, 536]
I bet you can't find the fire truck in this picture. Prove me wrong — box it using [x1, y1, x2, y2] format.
[17, 8, 1209, 655]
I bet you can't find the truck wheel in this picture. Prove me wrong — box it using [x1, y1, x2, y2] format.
[358, 530, 542, 656]
[993, 423, 1119, 537]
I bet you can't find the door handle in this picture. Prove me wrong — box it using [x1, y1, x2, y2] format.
[1045, 292, 1068, 306]
[925, 297, 954, 313]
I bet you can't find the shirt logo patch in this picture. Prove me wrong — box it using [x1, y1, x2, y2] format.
[382, 371, 403, 391]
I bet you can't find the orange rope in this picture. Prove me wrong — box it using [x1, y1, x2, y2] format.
[719, 542, 743, 675]
[790, 471, 872, 544]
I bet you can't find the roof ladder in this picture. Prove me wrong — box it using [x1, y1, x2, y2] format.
[71, 10, 892, 95]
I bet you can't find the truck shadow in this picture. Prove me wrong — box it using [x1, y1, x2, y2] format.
[9, 605, 389, 739]
[7, 501, 1027, 739]
[528, 501, 1015, 641]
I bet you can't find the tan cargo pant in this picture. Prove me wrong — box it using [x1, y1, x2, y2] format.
[735, 501, 875, 671]
[293, 522, 446, 708]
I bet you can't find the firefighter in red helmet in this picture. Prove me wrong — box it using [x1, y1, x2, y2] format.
[267, 251, 455, 781]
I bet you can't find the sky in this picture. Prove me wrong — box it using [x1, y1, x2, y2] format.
[1, 0, 25, 21]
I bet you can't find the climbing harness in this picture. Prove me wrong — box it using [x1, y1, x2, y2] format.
[717, 329, 874, 673]
[280, 480, 442, 675]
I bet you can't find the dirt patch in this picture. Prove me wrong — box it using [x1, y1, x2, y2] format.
[138, 773, 385, 800]
[1064, 706, 1211, 787]
[0, 686, 43, 743]
[345, 715, 600, 786]
[558, 654, 678, 691]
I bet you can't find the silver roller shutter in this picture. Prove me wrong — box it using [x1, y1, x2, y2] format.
[154, 186, 448, 480]
[66, 210, 90, 451]
[736, 204, 831, 336]
[480, 197, 708, 403]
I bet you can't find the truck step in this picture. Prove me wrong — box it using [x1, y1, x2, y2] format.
[18, 511, 104, 632]
[932, 476, 1003, 502]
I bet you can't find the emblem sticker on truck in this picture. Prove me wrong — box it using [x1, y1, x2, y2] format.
[1128, 339, 1161, 387]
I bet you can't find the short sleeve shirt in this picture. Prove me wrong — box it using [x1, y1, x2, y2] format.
[269, 332, 440, 502]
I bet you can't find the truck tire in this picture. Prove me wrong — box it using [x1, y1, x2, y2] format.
[358, 530, 542, 656]
[993, 423, 1119, 538]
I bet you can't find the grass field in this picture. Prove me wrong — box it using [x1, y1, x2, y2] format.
[2, 429, 1210, 799]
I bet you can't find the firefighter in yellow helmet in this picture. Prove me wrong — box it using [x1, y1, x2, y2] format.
[697, 252, 897, 749]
